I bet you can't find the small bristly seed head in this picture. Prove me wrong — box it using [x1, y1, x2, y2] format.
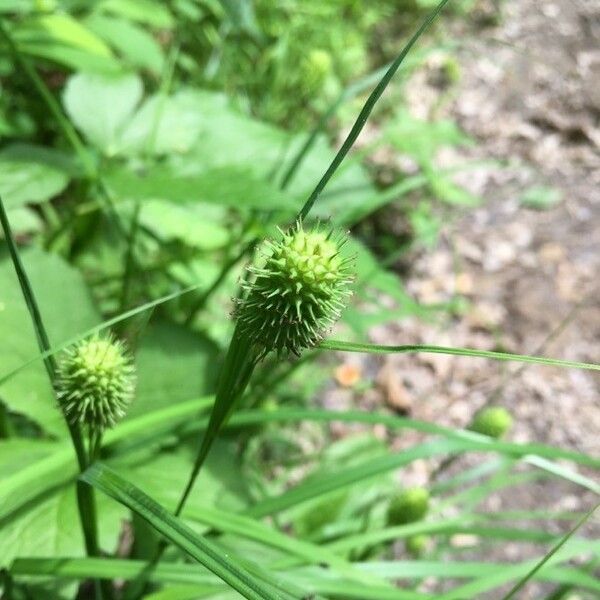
[57, 335, 135, 432]
[387, 487, 430, 526]
[469, 406, 512, 439]
[235, 222, 353, 358]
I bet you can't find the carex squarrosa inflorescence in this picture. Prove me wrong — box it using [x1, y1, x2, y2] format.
[57, 334, 135, 432]
[235, 222, 354, 358]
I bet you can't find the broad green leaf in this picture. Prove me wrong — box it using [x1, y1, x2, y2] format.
[63, 72, 143, 155]
[13, 13, 120, 72]
[138, 200, 230, 250]
[104, 163, 292, 211]
[97, 0, 175, 28]
[119, 90, 209, 156]
[0, 207, 42, 237]
[84, 14, 164, 74]
[0, 145, 70, 209]
[0, 441, 125, 567]
[81, 462, 299, 600]
[0, 397, 213, 523]
[14, 13, 112, 57]
[0, 248, 100, 435]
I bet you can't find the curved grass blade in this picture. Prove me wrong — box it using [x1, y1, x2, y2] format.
[280, 63, 390, 190]
[320, 339, 600, 372]
[0, 282, 205, 388]
[0, 397, 213, 523]
[501, 501, 600, 600]
[10, 558, 429, 600]
[222, 408, 600, 469]
[295, 0, 452, 221]
[0, 194, 103, 596]
[81, 463, 299, 600]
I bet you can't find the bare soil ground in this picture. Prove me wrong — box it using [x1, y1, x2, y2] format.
[328, 0, 599, 594]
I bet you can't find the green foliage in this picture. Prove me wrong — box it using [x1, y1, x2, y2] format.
[0, 1, 598, 600]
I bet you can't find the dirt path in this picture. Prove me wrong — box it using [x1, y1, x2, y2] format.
[329, 1, 599, 590]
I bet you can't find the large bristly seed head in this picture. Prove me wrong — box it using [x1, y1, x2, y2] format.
[57, 334, 135, 432]
[235, 222, 353, 358]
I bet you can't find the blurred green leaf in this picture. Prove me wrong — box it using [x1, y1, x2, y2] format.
[104, 163, 292, 211]
[130, 320, 219, 419]
[138, 200, 230, 249]
[85, 14, 165, 74]
[119, 90, 210, 156]
[0, 248, 99, 435]
[0, 439, 125, 568]
[13, 13, 120, 71]
[96, 0, 175, 29]
[63, 72, 143, 155]
[520, 185, 562, 210]
[0, 144, 70, 209]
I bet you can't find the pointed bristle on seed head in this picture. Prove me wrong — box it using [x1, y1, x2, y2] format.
[57, 334, 135, 432]
[235, 222, 353, 358]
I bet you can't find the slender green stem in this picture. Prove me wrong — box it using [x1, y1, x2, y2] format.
[175, 329, 259, 516]
[279, 63, 390, 191]
[0, 402, 13, 438]
[295, 0, 452, 221]
[184, 240, 255, 326]
[320, 340, 600, 371]
[0, 196, 104, 600]
[119, 201, 142, 314]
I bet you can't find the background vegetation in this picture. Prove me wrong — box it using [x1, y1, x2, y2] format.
[0, 1, 598, 599]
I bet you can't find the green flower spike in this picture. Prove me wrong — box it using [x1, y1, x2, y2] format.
[235, 222, 354, 358]
[57, 334, 135, 432]
[388, 487, 430, 526]
[469, 406, 513, 439]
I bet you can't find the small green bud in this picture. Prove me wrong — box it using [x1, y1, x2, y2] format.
[388, 487, 429, 525]
[301, 49, 333, 93]
[406, 534, 429, 557]
[235, 222, 353, 358]
[470, 406, 512, 439]
[57, 334, 135, 432]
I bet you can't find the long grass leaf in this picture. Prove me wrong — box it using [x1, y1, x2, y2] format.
[321, 339, 600, 371]
[295, 0, 452, 220]
[501, 502, 600, 600]
[0, 282, 204, 388]
[81, 463, 299, 600]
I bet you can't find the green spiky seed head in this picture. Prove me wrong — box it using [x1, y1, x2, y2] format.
[235, 222, 353, 358]
[388, 487, 430, 526]
[57, 335, 135, 431]
[406, 534, 429, 557]
[469, 406, 512, 439]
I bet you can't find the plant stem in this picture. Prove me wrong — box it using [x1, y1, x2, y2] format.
[184, 240, 256, 327]
[175, 328, 259, 516]
[0, 20, 96, 179]
[119, 201, 142, 314]
[0, 402, 13, 438]
[0, 196, 105, 600]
